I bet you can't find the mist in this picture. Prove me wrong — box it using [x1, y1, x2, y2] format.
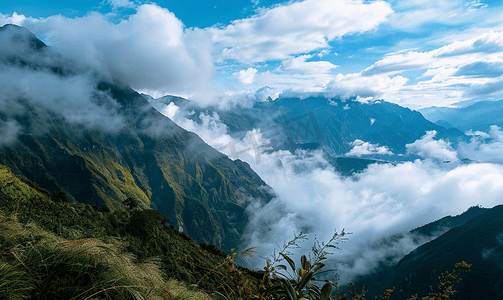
[158, 100, 503, 283]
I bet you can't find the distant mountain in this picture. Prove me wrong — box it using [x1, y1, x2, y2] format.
[150, 95, 466, 161]
[0, 24, 274, 252]
[420, 99, 503, 132]
[358, 205, 503, 299]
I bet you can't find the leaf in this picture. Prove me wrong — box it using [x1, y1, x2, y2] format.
[298, 271, 314, 290]
[281, 253, 296, 273]
[312, 263, 325, 273]
[321, 282, 333, 300]
[277, 265, 288, 271]
[281, 278, 298, 300]
[301, 255, 307, 269]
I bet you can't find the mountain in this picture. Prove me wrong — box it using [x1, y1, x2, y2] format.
[420, 99, 503, 132]
[0, 24, 274, 252]
[358, 205, 503, 299]
[149, 95, 466, 161]
[0, 162, 265, 298]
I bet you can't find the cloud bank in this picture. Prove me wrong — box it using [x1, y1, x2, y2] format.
[0, 4, 215, 97]
[161, 104, 503, 283]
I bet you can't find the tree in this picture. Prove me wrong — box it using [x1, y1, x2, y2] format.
[123, 197, 139, 210]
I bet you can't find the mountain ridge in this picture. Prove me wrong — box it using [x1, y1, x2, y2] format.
[0, 24, 274, 252]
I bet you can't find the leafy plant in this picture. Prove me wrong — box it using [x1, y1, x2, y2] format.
[262, 230, 350, 300]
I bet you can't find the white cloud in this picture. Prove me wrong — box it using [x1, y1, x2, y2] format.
[1, 4, 215, 97]
[241, 148, 503, 282]
[346, 139, 392, 157]
[159, 98, 503, 283]
[234, 67, 258, 84]
[389, 0, 493, 31]
[207, 0, 393, 62]
[406, 131, 458, 161]
[155, 102, 234, 149]
[279, 55, 337, 74]
[104, 0, 138, 10]
[458, 125, 503, 163]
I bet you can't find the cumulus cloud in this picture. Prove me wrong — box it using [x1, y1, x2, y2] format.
[406, 131, 458, 161]
[279, 55, 337, 74]
[207, 0, 393, 62]
[234, 67, 258, 84]
[1, 4, 215, 97]
[346, 139, 393, 157]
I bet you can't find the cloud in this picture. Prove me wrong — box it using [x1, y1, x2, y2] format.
[240, 148, 503, 282]
[389, 0, 493, 31]
[0, 119, 21, 145]
[1, 4, 215, 97]
[154, 102, 234, 149]
[279, 55, 337, 74]
[327, 72, 409, 100]
[453, 61, 503, 77]
[346, 139, 393, 157]
[104, 0, 138, 10]
[207, 0, 393, 62]
[155, 97, 503, 283]
[0, 66, 125, 135]
[234, 67, 258, 84]
[458, 125, 503, 163]
[406, 131, 458, 161]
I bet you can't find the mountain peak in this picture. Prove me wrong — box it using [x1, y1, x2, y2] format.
[0, 24, 47, 52]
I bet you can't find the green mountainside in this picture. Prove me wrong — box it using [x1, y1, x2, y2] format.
[0, 162, 265, 299]
[0, 162, 479, 300]
[0, 24, 274, 252]
[359, 205, 503, 299]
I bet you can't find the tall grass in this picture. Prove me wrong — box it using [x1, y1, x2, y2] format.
[0, 213, 177, 300]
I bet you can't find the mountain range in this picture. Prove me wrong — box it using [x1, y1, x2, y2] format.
[149, 94, 466, 161]
[420, 99, 503, 132]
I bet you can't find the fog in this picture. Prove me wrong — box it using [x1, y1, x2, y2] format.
[159, 100, 503, 283]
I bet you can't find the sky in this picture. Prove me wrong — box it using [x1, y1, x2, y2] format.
[2, 0, 503, 108]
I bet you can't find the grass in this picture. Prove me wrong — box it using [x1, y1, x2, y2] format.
[0, 211, 182, 300]
[0, 163, 254, 299]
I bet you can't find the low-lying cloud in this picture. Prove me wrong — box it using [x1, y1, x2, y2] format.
[162, 104, 503, 283]
[0, 65, 124, 140]
[346, 139, 392, 157]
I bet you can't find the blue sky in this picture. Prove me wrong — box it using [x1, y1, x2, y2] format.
[2, 0, 503, 108]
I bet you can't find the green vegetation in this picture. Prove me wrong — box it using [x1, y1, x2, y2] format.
[0, 163, 472, 299]
[0, 163, 261, 299]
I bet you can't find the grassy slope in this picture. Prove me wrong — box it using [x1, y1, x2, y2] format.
[0, 163, 263, 299]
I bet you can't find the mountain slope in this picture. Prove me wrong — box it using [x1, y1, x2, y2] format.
[0, 24, 274, 252]
[359, 205, 503, 299]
